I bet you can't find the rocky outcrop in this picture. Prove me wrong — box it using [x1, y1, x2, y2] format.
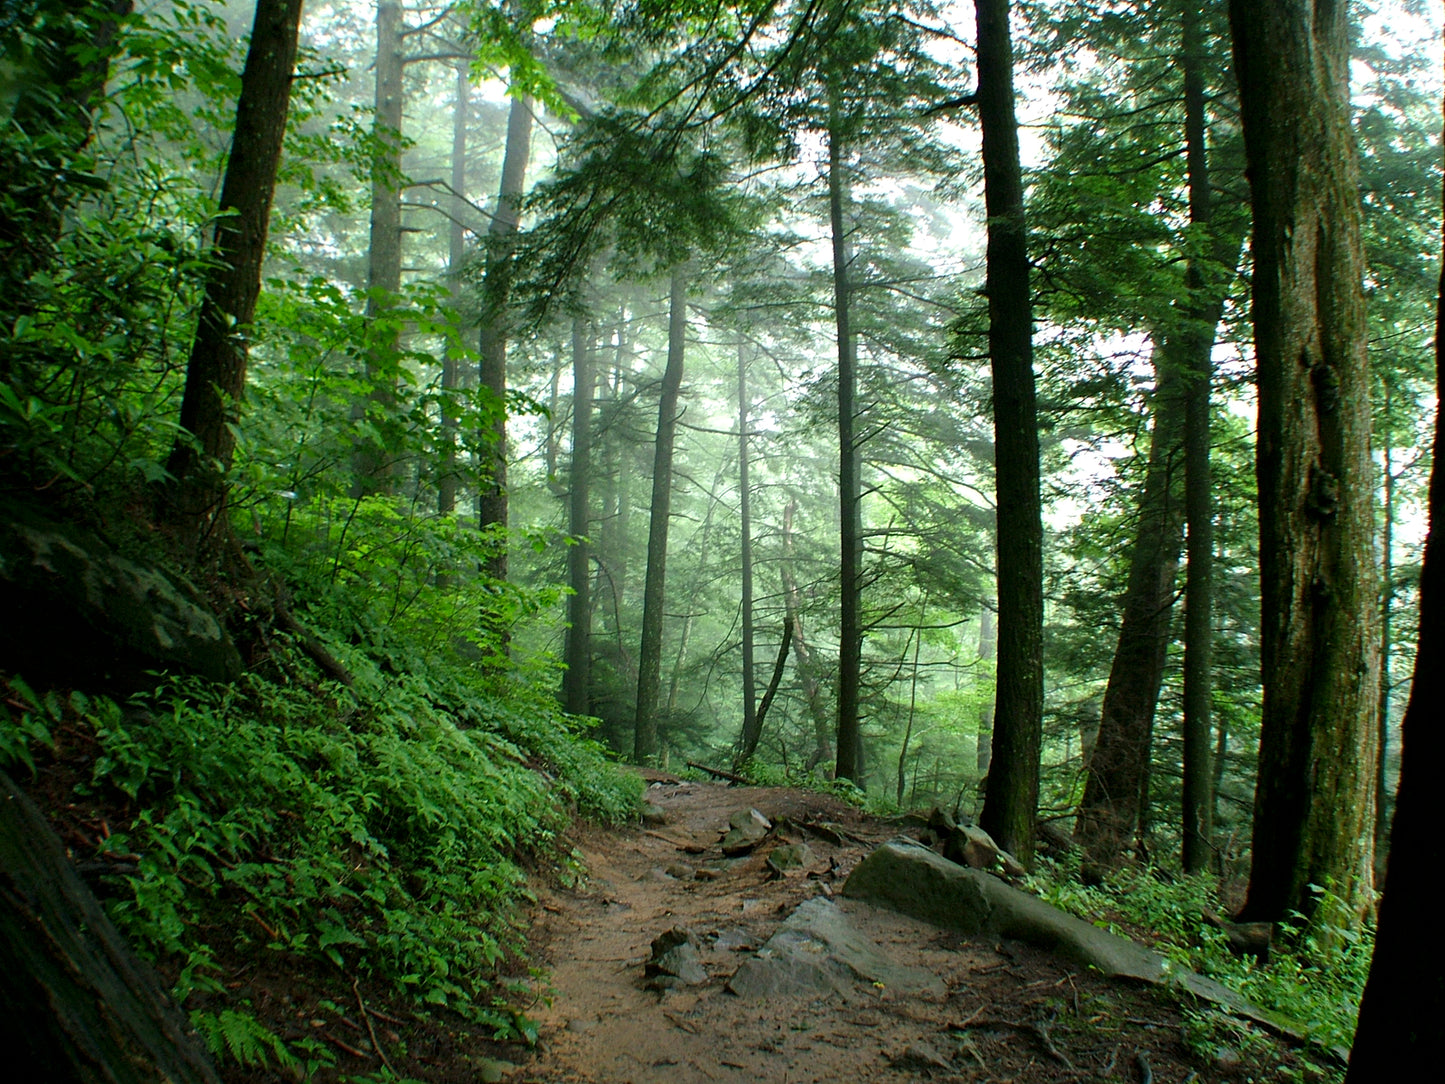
[0, 504, 241, 682]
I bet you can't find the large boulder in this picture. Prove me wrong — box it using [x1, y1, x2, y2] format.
[844, 839, 1297, 1035]
[0, 504, 241, 683]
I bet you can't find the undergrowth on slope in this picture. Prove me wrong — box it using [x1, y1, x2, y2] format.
[0, 583, 640, 1075]
[1028, 856, 1371, 1064]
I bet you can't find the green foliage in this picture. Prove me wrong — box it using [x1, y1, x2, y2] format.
[1029, 858, 1370, 1057]
[190, 1008, 296, 1072]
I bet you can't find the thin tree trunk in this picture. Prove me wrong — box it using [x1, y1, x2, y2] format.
[667, 460, 726, 714]
[1231, 0, 1380, 924]
[744, 622, 792, 766]
[897, 618, 925, 805]
[1181, 0, 1223, 875]
[1073, 364, 1186, 870]
[829, 117, 864, 782]
[164, 0, 304, 551]
[477, 93, 534, 584]
[782, 499, 831, 768]
[975, 0, 1044, 865]
[1374, 380, 1394, 867]
[736, 338, 759, 758]
[976, 602, 996, 776]
[563, 319, 594, 715]
[351, 0, 404, 495]
[438, 60, 468, 518]
[634, 266, 689, 762]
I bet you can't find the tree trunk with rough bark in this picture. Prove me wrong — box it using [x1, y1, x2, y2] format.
[0, 771, 219, 1083]
[975, 0, 1044, 866]
[735, 338, 759, 762]
[1230, 0, 1380, 924]
[634, 266, 689, 762]
[164, 0, 304, 552]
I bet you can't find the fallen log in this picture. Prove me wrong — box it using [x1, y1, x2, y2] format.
[685, 760, 750, 785]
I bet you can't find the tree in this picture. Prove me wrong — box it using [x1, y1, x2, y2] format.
[164, 0, 306, 552]
[1229, 0, 1380, 924]
[734, 337, 760, 761]
[563, 317, 595, 714]
[1345, 153, 1444, 1082]
[634, 264, 689, 761]
[975, 0, 1044, 865]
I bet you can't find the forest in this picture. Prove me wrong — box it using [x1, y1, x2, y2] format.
[0, 0, 1441, 1080]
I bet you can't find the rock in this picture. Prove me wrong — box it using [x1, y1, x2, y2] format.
[845, 840, 1305, 1037]
[645, 927, 708, 988]
[0, 503, 242, 683]
[641, 801, 668, 826]
[726, 897, 946, 1000]
[664, 863, 696, 880]
[893, 1040, 954, 1072]
[720, 808, 772, 855]
[473, 1056, 518, 1082]
[766, 843, 816, 874]
[695, 866, 726, 881]
[956, 824, 1027, 878]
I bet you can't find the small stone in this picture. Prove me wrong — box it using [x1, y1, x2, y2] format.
[894, 1040, 953, 1072]
[646, 927, 708, 986]
[696, 866, 726, 881]
[767, 843, 816, 874]
[474, 1057, 518, 1083]
[665, 863, 696, 880]
[641, 801, 668, 826]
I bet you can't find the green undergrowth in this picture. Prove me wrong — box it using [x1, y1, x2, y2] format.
[1029, 856, 1370, 1068]
[0, 587, 640, 1075]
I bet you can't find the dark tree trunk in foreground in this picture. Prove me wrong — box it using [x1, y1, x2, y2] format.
[0, 772, 219, 1083]
[477, 94, 535, 583]
[1231, 0, 1379, 924]
[1074, 364, 1186, 871]
[1345, 175, 1444, 1083]
[975, 0, 1044, 865]
[563, 319, 594, 715]
[735, 339, 760, 763]
[165, 0, 304, 549]
[829, 117, 864, 783]
[351, 0, 404, 495]
[634, 266, 689, 762]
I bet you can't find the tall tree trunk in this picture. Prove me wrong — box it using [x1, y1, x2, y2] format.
[736, 338, 759, 759]
[1344, 158, 1444, 1083]
[1181, 0, 1226, 875]
[634, 266, 689, 762]
[1073, 363, 1186, 871]
[351, 0, 404, 495]
[0, 772, 219, 1083]
[1230, 0, 1380, 924]
[438, 60, 469, 517]
[164, 0, 304, 551]
[667, 459, 727, 714]
[782, 499, 832, 768]
[477, 93, 534, 584]
[976, 602, 996, 776]
[975, 0, 1044, 865]
[1374, 379, 1394, 866]
[829, 116, 864, 783]
[563, 318, 594, 715]
[897, 616, 925, 805]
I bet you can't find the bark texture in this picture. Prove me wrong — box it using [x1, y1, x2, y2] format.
[829, 119, 864, 783]
[1230, 0, 1380, 923]
[165, 0, 303, 546]
[634, 267, 689, 761]
[975, 0, 1044, 865]
[0, 772, 219, 1083]
[477, 94, 535, 583]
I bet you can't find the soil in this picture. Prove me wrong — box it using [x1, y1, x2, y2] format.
[515, 775, 1319, 1084]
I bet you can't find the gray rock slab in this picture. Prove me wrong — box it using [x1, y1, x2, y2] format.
[844, 840, 1307, 1038]
[727, 896, 945, 1000]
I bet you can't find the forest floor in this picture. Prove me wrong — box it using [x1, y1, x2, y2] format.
[505, 773, 1324, 1084]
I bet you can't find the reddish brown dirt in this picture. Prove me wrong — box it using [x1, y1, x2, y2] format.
[516, 777, 1317, 1084]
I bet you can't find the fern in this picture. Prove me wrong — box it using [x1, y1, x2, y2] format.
[191, 1009, 295, 1070]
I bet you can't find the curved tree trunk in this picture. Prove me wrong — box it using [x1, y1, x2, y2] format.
[1231, 0, 1380, 924]
[975, 0, 1044, 865]
[0, 772, 219, 1083]
[164, 0, 304, 553]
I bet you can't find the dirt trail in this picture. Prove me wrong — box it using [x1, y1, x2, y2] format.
[518, 778, 1286, 1084]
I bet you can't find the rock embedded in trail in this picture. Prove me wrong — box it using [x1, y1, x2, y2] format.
[720, 807, 772, 854]
[726, 897, 945, 1000]
[645, 927, 709, 989]
[765, 842, 815, 875]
